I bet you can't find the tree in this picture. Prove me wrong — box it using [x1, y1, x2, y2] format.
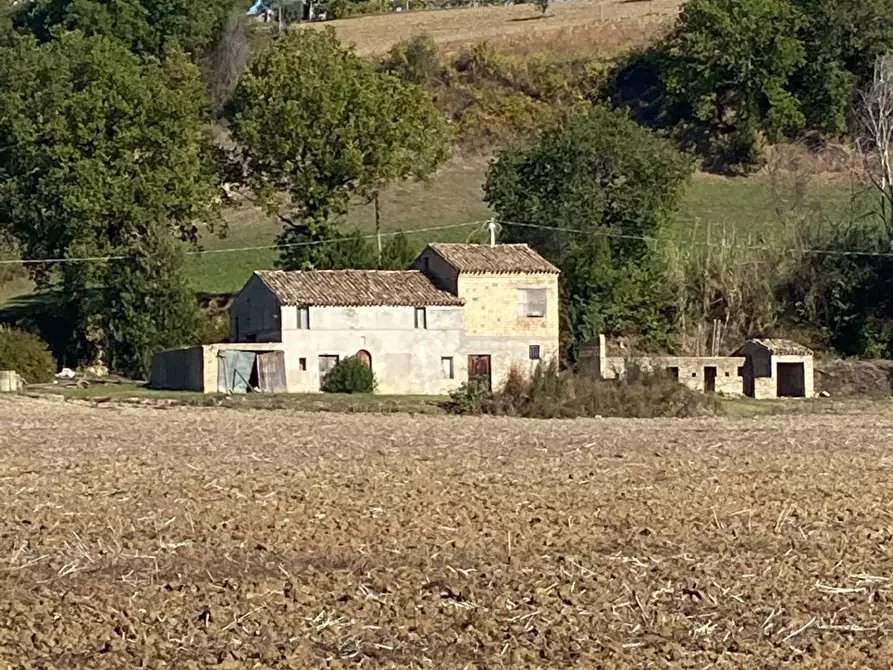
[856, 53, 893, 246]
[0, 32, 224, 375]
[535, 0, 548, 15]
[659, 0, 806, 162]
[485, 105, 695, 355]
[13, 0, 247, 58]
[229, 27, 451, 269]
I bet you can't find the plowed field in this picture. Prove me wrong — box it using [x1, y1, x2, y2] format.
[2, 397, 893, 668]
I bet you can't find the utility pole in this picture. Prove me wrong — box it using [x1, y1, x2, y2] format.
[375, 193, 382, 265]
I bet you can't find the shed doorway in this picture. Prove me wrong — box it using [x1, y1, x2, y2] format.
[704, 366, 717, 394]
[776, 362, 806, 397]
[218, 350, 287, 394]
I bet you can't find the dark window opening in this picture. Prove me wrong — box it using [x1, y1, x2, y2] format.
[299, 357, 307, 371]
[666, 366, 679, 380]
[529, 345, 541, 360]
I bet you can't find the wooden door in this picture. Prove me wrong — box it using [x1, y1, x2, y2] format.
[467, 355, 492, 391]
[256, 351, 287, 393]
[356, 349, 372, 368]
[318, 355, 339, 390]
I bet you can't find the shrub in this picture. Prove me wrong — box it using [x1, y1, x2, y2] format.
[382, 35, 444, 87]
[463, 359, 720, 419]
[445, 376, 493, 414]
[323, 356, 375, 394]
[0, 327, 57, 384]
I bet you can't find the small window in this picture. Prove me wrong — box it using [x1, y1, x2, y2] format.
[529, 345, 541, 360]
[725, 372, 730, 377]
[518, 288, 547, 318]
[691, 372, 697, 377]
[441, 357, 454, 379]
[423, 256, 430, 273]
[414, 307, 427, 329]
[666, 366, 679, 380]
[298, 306, 310, 329]
[299, 357, 307, 371]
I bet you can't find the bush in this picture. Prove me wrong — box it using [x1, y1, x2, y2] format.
[0, 327, 57, 384]
[445, 375, 493, 414]
[451, 359, 720, 419]
[381, 35, 444, 87]
[323, 356, 375, 394]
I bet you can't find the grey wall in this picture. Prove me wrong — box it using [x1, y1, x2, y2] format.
[413, 248, 459, 294]
[230, 274, 283, 343]
[149, 347, 205, 391]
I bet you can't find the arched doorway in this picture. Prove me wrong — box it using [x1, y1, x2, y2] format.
[356, 349, 372, 368]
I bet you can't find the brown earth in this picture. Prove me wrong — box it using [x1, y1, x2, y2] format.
[2, 396, 893, 668]
[307, 0, 682, 58]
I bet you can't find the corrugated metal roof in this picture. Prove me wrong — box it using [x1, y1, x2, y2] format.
[427, 243, 560, 274]
[254, 270, 464, 307]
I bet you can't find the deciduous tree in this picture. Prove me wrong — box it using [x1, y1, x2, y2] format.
[229, 28, 451, 269]
[485, 105, 695, 355]
[0, 32, 224, 375]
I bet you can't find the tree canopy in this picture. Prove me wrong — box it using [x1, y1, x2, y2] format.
[229, 27, 452, 269]
[13, 0, 247, 57]
[0, 31, 223, 374]
[609, 0, 893, 170]
[485, 105, 695, 353]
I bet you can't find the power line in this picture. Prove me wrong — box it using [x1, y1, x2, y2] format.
[3, 216, 893, 266]
[0, 221, 491, 266]
[496, 220, 893, 259]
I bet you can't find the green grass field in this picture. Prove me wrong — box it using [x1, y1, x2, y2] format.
[187, 162, 863, 293]
[0, 160, 866, 300]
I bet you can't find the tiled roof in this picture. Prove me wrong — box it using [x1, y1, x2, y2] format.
[254, 270, 464, 307]
[427, 243, 560, 274]
[746, 339, 814, 356]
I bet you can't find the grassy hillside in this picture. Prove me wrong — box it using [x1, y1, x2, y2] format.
[186, 159, 862, 293]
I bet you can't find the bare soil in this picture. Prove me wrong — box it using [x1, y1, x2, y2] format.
[2, 396, 893, 668]
[308, 0, 682, 58]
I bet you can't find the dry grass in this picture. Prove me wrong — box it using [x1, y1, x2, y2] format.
[306, 0, 682, 58]
[3, 396, 893, 667]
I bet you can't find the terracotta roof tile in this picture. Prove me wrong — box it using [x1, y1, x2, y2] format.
[254, 270, 464, 307]
[428, 243, 559, 274]
[749, 338, 814, 356]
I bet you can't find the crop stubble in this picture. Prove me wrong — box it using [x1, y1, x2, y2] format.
[1, 397, 893, 668]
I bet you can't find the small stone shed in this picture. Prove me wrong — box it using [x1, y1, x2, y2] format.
[732, 339, 814, 399]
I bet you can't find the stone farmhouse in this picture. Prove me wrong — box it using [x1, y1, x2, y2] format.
[580, 335, 815, 398]
[150, 243, 560, 394]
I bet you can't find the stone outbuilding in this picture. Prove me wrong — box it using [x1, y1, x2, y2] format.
[732, 339, 814, 399]
[581, 334, 815, 399]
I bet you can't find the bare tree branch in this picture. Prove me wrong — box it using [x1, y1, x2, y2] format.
[856, 53, 893, 247]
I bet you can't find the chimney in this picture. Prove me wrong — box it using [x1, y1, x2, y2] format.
[488, 218, 497, 247]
